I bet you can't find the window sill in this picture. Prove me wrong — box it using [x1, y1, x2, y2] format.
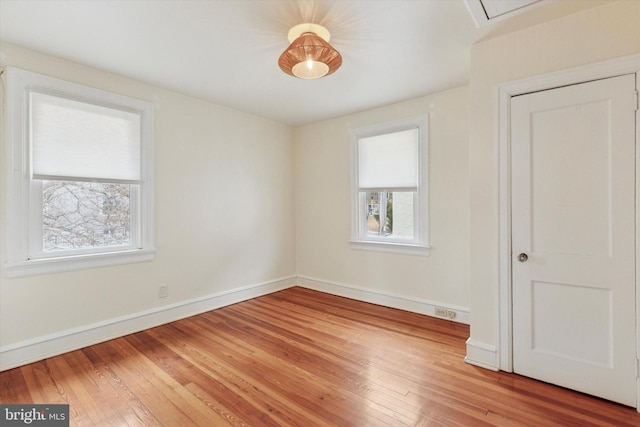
[348, 240, 430, 256]
[4, 248, 156, 278]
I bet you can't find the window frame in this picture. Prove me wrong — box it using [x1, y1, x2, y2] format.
[4, 67, 155, 278]
[349, 115, 430, 256]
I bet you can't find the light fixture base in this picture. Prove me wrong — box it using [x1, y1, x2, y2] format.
[287, 23, 331, 43]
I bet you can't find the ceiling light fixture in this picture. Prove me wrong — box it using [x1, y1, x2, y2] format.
[278, 23, 342, 79]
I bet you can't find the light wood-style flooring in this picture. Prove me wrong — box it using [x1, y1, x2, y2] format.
[1, 287, 639, 426]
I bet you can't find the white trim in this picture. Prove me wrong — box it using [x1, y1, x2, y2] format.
[348, 240, 430, 256]
[349, 115, 430, 254]
[3, 67, 155, 277]
[497, 69, 513, 373]
[463, 0, 489, 27]
[0, 276, 296, 371]
[297, 275, 470, 324]
[463, 0, 547, 28]
[464, 338, 499, 371]
[496, 54, 640, 380]
[5, 248, 156, 279]
[636, 70, 640, 413]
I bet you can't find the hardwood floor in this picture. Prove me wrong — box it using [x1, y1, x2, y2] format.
[1, 287, 639, 426]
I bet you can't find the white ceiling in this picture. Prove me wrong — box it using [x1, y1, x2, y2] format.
[0, 0, 606, 126]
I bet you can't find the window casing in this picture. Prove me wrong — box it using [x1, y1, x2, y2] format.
[4, 67, 155, 277]
[350, 116, 429, 255]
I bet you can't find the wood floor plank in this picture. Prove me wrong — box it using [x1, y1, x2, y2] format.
[46, 354, 113, 426]
[220, 301, 434, 420]
[178, 316, 355, 425]
[65, 350, 126, 426]
[82, 344, 165, 426]
[94, 338, 216, 426]
[0, 366, 32, 404]
[129, 330, 288, 426]
[2, 287, 640, 426]
[147, 322, 325, 426]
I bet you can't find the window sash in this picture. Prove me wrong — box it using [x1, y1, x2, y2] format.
[5, 66, 155, 277]
[350, 116, 429, 255]
[358, 191, 420, 245]
[29, 179, 141, 260]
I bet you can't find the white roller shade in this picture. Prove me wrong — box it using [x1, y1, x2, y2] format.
[358, 128, 418, 190]
[30, 91, 141, 183]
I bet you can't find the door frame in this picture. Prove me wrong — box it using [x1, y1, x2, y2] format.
[496, 53, 640, 407]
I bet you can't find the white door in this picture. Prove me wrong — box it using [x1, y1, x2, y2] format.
[511, 74, 637, 407]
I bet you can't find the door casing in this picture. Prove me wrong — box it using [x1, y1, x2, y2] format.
[496, 53, 640, 409]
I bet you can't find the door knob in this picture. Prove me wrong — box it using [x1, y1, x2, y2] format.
[517, 253, 529, 262]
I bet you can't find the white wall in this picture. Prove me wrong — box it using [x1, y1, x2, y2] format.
[4, 1, 632, 372]
[295, 87, 470, 317]
[467, 0, 640, 366]
[0, 43, 297, 369]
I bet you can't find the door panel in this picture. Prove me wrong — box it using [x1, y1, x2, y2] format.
[531, 281, 612, 367]
[511, 74, 637, 407]
[530, 98, 612, 256]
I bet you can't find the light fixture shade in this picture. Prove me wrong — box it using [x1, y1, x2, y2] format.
[278, 31, 342, 79]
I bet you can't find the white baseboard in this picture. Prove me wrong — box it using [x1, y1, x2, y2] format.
[0, 276, 296, 371]
[464, 338, 499, 371]
[1, 275, 474, 371]
[297, 275, 470, 324]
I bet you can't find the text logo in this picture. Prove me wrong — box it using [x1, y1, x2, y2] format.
[0, 405, 69, 426]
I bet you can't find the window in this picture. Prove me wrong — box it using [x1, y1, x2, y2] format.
[5, 67, 154, 277]
[350, 116, 429, 255]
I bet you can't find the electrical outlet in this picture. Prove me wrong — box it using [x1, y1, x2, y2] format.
[447, 310, 457, 320]
[158, 284, 168, 298]
[435, 307, 447, 317]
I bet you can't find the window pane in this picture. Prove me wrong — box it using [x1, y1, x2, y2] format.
[364, 191, 414, 239]
[43, 180, 131, 251]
